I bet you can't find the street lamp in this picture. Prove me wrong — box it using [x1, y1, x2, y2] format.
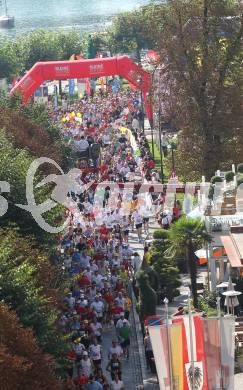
[158, 105, 165, 184]
[137, 77, 145, 132]
[167, 141, 177, 175]
[146, 91, 155, 160]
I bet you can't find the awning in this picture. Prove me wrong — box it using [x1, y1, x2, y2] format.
[220, 235, 242, 268]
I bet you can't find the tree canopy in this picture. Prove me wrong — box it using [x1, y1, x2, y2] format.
[107, 0, 243, 179]
[168, 217, 211, 306]
[0, 303, 62, 390]
[0, 29, 83, 79]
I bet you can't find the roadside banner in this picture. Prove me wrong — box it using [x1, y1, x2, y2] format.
[69, 79, 75, 96]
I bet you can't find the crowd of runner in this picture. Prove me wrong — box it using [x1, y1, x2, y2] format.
[51, 85, 181, 390]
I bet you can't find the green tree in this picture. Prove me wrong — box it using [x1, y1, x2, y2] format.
[135, 270, 157, 322]
[0, 229, 68, 364]
[107, 9, 152, 62]
[16, 29, 83, 70]
[0, 39, 23, 78]
[152, 0, 243, 179]
[168, 217, 211, 307]
[0, 130, 64, 241]
[113, 1, 243, 179]
[86, 34, 98, 59]
[0, 30, 83, 79]
[149, 229, 181, 302]
[56, 29, 83, 60]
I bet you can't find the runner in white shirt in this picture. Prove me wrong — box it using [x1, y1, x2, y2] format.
[90, 296, 105, 322]
[89, 339, 102, 368]
[132, 117, 139, 131]
[92, 272, 105, 290]
[110, 375, 125, 390]
[140, 205, 151, 235]
[161, 212, 172, 229]
[116, 315, 130, 330]
[121, 215, 130, 243]
[115, 293, 126, 310]
[132, 210, 143, 243]
[83, 201, 93, 216]
[121, 243, 132, 260]
[90, 317, 103, 342]
[131, 252, 141, 272]
[108, 340, 123, 359]
[73, 341, 85, 359]
[103, 211, 114, 230]
[112, 208, 123, 225]
[80, 351, 92, 377]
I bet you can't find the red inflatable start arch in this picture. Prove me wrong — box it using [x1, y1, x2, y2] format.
[10, 56, 153, 122]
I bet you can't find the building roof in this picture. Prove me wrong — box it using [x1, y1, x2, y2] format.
[220, 229, 243, 268]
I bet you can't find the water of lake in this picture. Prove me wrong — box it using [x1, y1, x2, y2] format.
[0, 0, 151, 38]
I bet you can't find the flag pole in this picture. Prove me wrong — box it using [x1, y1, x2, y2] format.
[188, 290, 195, 390]
[217, 296, 224, 390]
[164, 297, 174, 390]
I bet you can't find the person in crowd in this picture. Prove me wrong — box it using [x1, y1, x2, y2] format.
[81, 351, 93, 378]
[89, 338, 102, 369]
[110, 373, 125, 390]
[144, 331, 156, 373]
[85, 374, 103, 390]
[132, 209, 143, 243]
[106, 353, 122, 381]
[108, 340, 123, 360]
[117, 320, 131, 359]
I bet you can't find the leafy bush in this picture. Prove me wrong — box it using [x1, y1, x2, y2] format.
[135, 270, 157, 322]
[149, 230, 181, 301]
[225, 171, 234, 183]
[197, 288, 217, 316]
[211, 175, 223, 184]
[0, 130, 64, 241]
[153, 228, 170, 240]
[208, 185, 214, 200]
[0, 229, 68, 361]
[237, 176, 243, 187]
[237, 163, 243, 173]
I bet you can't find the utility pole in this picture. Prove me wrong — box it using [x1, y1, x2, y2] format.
[164, 297, 173, 390]
[158, 105, 164, 183]
[151, 123, 155, 160]
[137, 78, 145, 132]
[188, 291, 195, 390]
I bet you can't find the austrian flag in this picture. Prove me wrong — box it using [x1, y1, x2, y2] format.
[148, 315, 235, 390]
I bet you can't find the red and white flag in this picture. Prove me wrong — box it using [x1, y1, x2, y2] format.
[148, 325, 171, 390]
[173, 315, 208, 390]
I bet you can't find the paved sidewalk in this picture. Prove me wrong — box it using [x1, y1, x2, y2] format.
[101, 323, 142, 390]
[128, 216, 160, 389]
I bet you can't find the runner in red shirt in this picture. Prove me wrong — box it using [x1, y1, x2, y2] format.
[99, 224, 110, 243]
[111, 301, 124, 326]
[99, 164, 108, 175]
[78, 274, 91, 288]
[115, 277, 124, 292]
[146, 160, 155, 169]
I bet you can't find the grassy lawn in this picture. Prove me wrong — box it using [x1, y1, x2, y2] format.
[148, 140, 169, 182]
